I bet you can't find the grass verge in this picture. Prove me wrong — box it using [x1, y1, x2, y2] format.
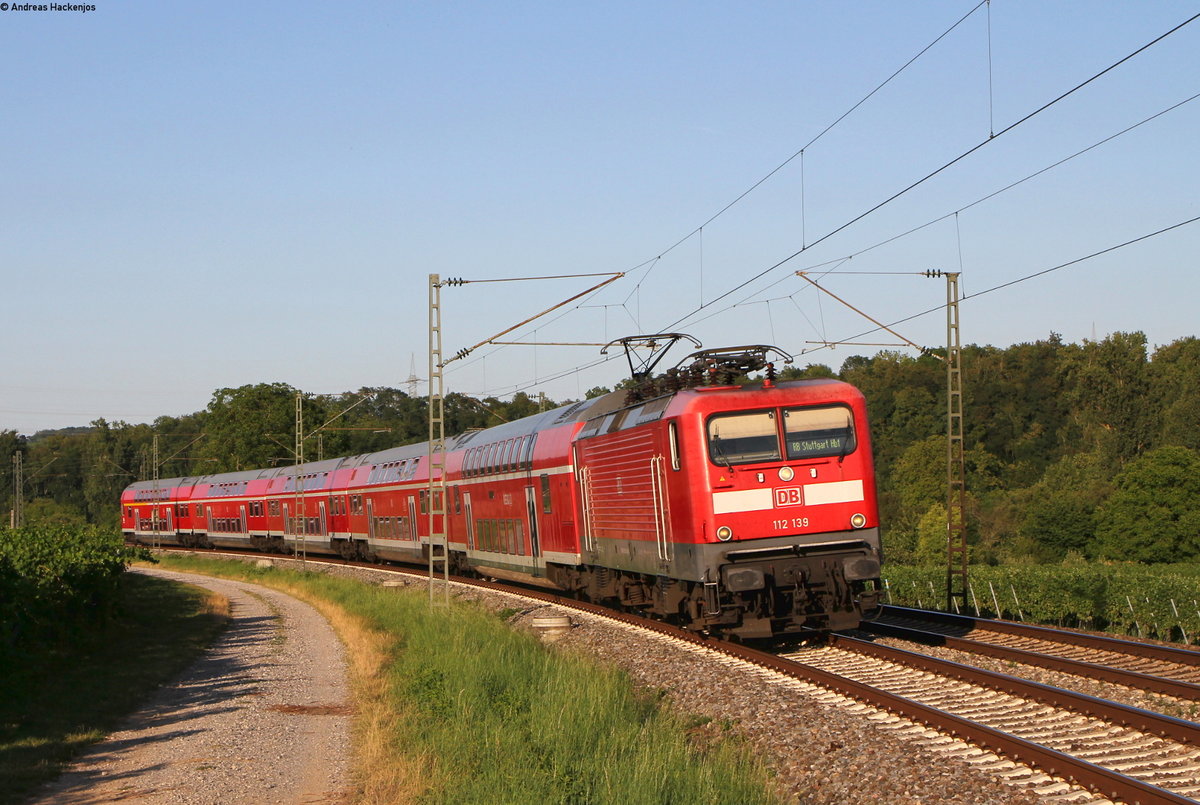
[155, 555, 779, 805]
[0, 571, 230, 805]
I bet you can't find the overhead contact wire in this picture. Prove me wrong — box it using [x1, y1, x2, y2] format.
[800, 215, 1200, 355]
[665, 11, 1200, 332]
[624, 2, 988, 296]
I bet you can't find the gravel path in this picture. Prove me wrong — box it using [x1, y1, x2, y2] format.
[26, 568, 352, 805]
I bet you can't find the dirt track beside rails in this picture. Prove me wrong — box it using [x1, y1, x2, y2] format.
[26, 568, 352, 805]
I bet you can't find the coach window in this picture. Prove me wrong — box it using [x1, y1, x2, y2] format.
[783, 405, 856, 460]
[515, 436, 527, 470]
[540, 474, 552, 514]
[707, 410, 781, 466]
[516, 437, 528, 470]
[504, 438, 518, 471]
[521, 434, 537, 470]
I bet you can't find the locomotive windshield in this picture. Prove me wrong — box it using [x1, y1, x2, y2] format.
[783, 405, 856, 459]
[708, 411, 780, 465]
[708, 404, 856, 466]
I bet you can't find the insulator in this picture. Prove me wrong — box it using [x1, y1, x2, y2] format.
[445, 277, 467, 286]
[923, 269, 944, 278]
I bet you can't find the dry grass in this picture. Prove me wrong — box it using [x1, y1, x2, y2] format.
[200, 590, 232, 618]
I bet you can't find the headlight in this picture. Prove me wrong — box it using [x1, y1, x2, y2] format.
[716, 526, 734, 541]
[778, 466, 794, 482]
[850, 513, 867, 528]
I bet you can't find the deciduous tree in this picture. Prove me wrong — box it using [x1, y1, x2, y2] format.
[1093, 446, 1200, 562]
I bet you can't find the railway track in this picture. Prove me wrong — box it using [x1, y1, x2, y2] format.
[442, 570, 1200, 802]
[157, 548, 1200, 803]
[865, 606, 1200, 703]
[781, 635, 1200, 803]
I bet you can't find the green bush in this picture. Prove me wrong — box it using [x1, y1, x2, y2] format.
[0, 525, 149, 649]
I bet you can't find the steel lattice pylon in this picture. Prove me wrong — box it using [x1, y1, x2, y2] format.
[427, 275, 449, 604]
[295, 392, 306, 565]
[944, 273, 968, 612]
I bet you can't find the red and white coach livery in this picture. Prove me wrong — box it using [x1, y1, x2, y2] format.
[124, 343, 882, 637]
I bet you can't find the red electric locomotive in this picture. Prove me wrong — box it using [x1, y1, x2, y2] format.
[123, 342, 882, 637]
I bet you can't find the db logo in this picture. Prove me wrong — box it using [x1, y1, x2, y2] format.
[774, 487, 803, 507]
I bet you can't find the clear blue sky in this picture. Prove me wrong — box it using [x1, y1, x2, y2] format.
[2, 1, 1198, 434]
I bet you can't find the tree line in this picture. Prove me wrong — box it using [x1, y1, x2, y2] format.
[3, 331, 1197, 565]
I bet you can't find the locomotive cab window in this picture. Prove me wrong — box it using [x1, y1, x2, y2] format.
[783, 405, 856, 460]
[707, 411, 780, 466]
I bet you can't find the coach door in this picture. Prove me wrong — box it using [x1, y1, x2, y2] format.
[366, 498, 375, 539]
[524, 486, 540, 557]
[407, 496, 418, 541]
[463, 492, 475, 550]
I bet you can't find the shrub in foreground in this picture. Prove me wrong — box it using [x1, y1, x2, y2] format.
[0, 525, 150, 649]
